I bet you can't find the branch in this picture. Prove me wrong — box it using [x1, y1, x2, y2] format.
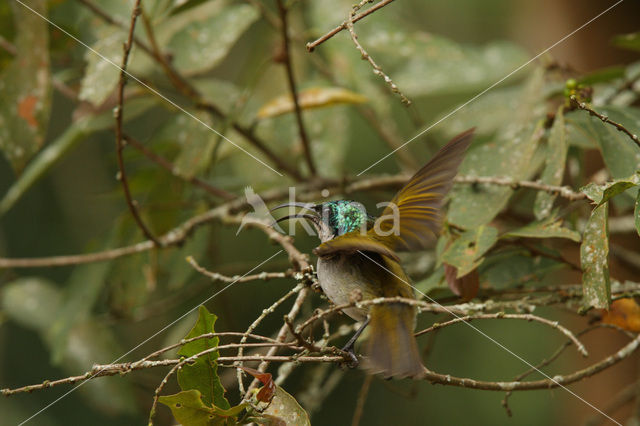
[502, 323, 636, 416]
[455, 175, 587, 201]
[114, 0, 160, 245]
[345, 1, 410, 105]
[421, 332, 640, 391]
[187, 256, 293, 283]
[0, 173, 590, 269]
[123, 134, 235, 200]
[237, 283, 308, 395]
[351, 375, 373, 426]
[276, 0, 316, 176]
[244, 286, 311, 397]
[414, 313, 589, 357]
[306, 0, 398, 52]
[296, 297, 460, 335]
[0, 334, 300, 397]
[570, 95, 640, 149]
[79, 0, 303, 180]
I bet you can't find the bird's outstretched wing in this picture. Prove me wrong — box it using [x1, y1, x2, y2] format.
[314, 128, 474, 258]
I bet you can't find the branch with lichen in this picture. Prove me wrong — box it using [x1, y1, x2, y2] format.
[345, 0, 411, 105]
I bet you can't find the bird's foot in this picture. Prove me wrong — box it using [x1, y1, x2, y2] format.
[340, 343, 359, 369]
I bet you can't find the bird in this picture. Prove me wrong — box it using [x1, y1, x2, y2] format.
[272, 129, 474, 379]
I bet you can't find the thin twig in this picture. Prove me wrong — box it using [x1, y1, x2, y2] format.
[123, 134, 235, 200]
[455, 175, 587, 201]
[187, 256, 292, 283]
[79, 0, 303, 180]
[285, 314, 321, 352]
[244, 287, 311, 397]
[306, 0, 398, 52]
[114, 0, 160, 245]
[236, 283, 306, 395]
[583, 382, 637, 426]
[345, 0, 410, 105]
[351, 375, 373, 426]
[423, 331, 640, 391]
[276, 0, 316, 176]
[414, 313, 588, 357]
[502, 323, 636, 416]
[570, 95, 640, 149]
[296, 296, 459, 335]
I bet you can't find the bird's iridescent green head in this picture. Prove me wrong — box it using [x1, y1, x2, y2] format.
[271, 200, 374, 242]
[319, 200, 372, 237]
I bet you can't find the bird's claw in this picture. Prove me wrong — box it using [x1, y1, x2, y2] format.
[340, 346, 359, 369]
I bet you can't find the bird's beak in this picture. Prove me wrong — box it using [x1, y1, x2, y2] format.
[270, 202, 316, 212]
[273, 213, 319, 226]
[270, 202, 321, 229]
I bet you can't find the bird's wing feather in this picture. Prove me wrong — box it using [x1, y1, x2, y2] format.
[315, 128, 474, 257]
[313, 232, 400, 262]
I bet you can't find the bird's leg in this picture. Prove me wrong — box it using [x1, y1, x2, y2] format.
[340, 317, 370, 368]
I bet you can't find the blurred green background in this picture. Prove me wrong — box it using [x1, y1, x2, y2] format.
[1, 0, 639, 425]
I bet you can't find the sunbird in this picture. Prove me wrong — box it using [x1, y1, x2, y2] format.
[274, 129, 474, 378]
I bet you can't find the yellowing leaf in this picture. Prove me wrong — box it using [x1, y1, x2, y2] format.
[600, 298, 640, 332]
[257, 88, 367, 119]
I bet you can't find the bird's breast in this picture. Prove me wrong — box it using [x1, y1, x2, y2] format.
[316, 254, 382, 322]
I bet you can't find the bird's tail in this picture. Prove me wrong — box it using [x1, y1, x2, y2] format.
[363, 303, 425, 379]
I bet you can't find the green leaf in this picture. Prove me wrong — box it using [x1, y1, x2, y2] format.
[580, 172, 640, 206]
[59, 320, 137, 415]
[151, 113, 218, 180]
[1, 277, 62, 330]
[448, 69, 546, 229]
[534, 107, 568, 219]
[578, 66, 626, 86]
[0, 0, 51, 173]
[0, 97, 156, 215]
[362, 26, 529, 97]
[253, 386, 311, 426]
[438, 86, 521, 138]
[178, 306, 229, 409]
[414, 265, 446, 295]
[580, 203, 611, 310]
[49, 253, 113, 363]
[78, 27, 127, 106]
[480, 248, 564, 290]
[159, 390, 247, 426]
[572, 105, 640, 184]
[503, 217, 581, 242]
[441, 225, 498, 278]
[1, 278, 136, 414]
[612, 32, 640, 53]
[167, 2, 259, 74]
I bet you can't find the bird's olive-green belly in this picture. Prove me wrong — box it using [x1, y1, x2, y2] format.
[316, 255, 381, 322]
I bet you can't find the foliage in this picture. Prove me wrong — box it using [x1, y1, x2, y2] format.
[1, 0, 640, 425]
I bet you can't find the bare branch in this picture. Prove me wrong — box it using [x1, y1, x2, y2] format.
[123, 134, 235, 200]
[414, 313, 589, 357]
[306, 0, 398, 52]
[114, 0, 160, 245]
[455, 175, 587, 201]
[276, 0, 317, 176]
[0, 174, 589, 269]
[570, 95, 640, 149]
[345, 1, 410, 105]
[187, 256, 293, 283]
